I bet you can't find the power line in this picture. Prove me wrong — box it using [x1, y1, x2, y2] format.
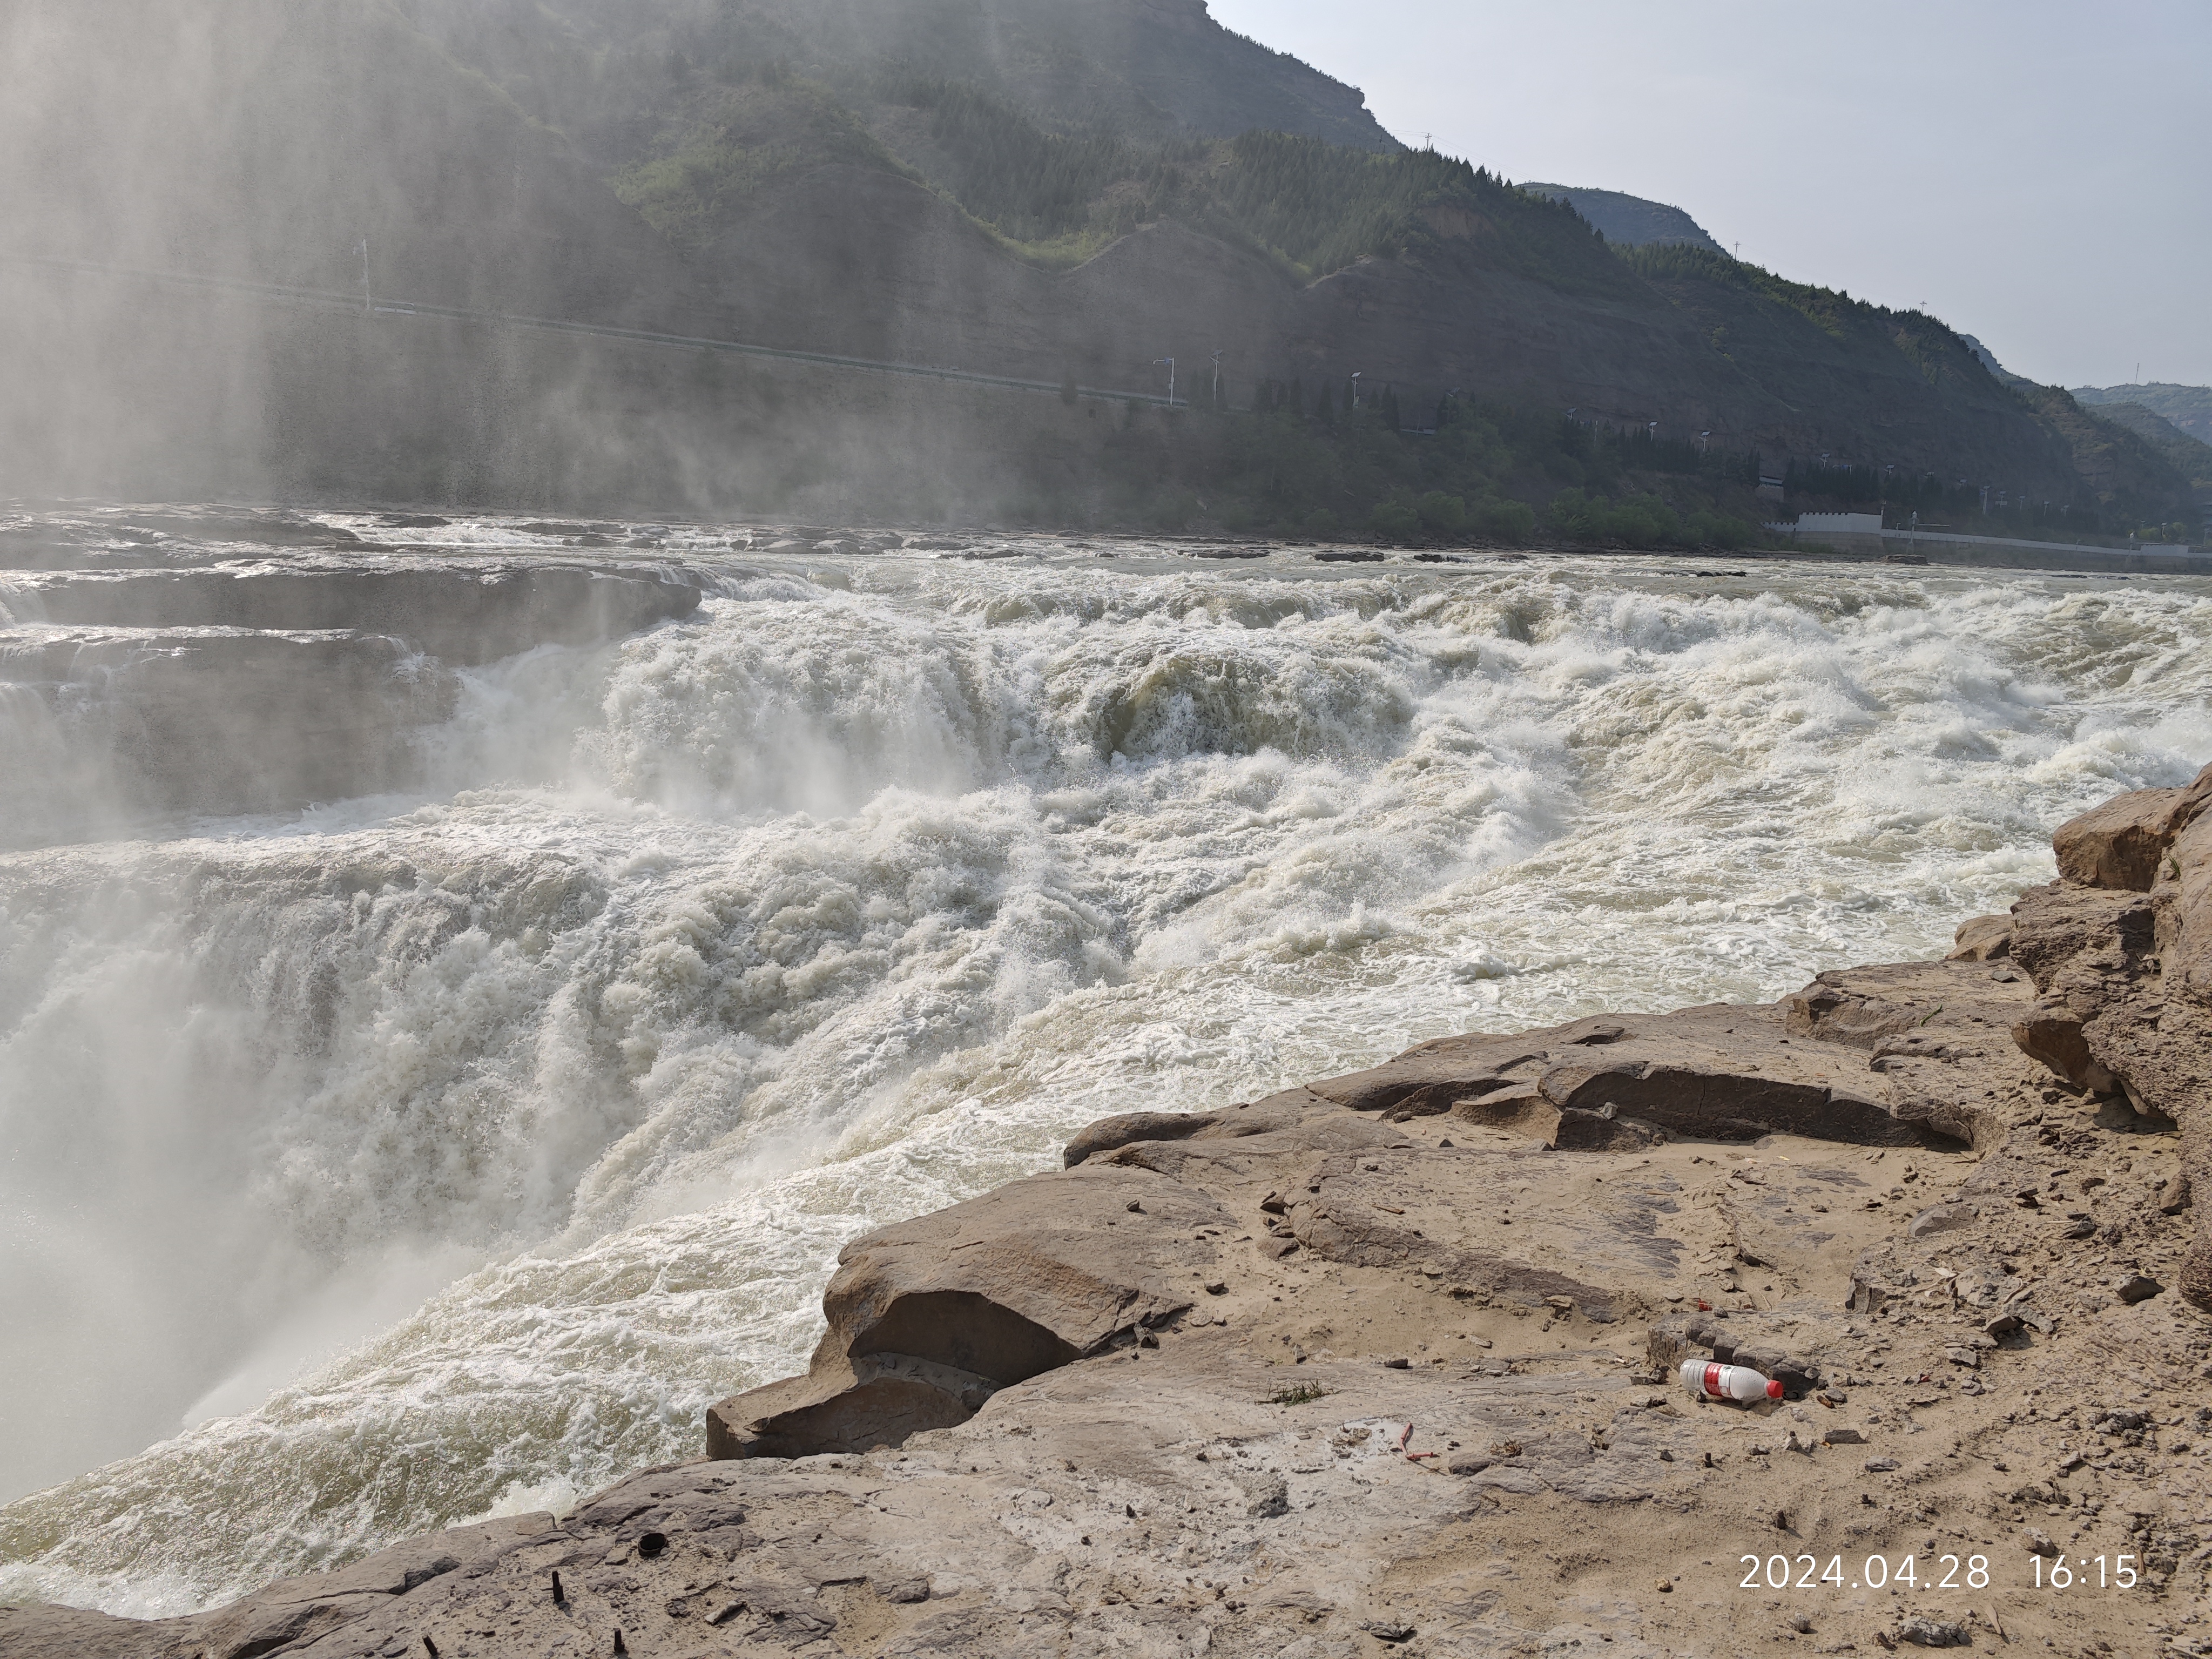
[4, 253, 1189, 408]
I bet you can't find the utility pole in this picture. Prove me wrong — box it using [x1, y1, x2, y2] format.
[1155, 357, 1176, 407]
[1210, 349, 1224, 411]
[359, 239, 372, 315]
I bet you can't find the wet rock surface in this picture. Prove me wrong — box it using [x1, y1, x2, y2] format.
[10, 780, 2212, 1656]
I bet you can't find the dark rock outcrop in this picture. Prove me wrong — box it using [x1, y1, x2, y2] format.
[704, 1352, 1000, 1461]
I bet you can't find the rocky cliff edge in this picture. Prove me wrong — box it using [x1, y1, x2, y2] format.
[9, 770, 2211, 1656]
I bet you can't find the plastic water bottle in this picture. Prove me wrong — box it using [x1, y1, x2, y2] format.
[1680, 1358, 1784, 1403]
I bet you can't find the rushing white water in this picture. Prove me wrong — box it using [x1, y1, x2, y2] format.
[3, 527, 2209, 1616]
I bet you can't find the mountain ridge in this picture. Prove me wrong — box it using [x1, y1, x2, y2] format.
[0, 0, 2194, 538]
[2073, 382, 2212, 446]
[1522, 183, 1725, 253]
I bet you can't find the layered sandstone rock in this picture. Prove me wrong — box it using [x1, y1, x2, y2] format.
[2052, 770, 2212, 892]
[2007, 763, 2212, 1306]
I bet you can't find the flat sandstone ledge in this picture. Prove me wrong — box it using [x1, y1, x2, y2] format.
[9, 767, 2211, 1657]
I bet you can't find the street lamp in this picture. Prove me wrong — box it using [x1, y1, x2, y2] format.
[1211, 349, 1224, 411]
[1351, 371, 1363, 408]
[1154, 357, 1176, 407]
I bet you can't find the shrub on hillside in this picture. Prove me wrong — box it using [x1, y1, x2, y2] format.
[1548, 489, 1746, 549]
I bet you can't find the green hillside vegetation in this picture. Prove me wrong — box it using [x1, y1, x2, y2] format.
[404, 0, 1622, 289]
[1618, 244, 2196, 537]
[904, 93, 1638, 287]
[872, 75, 1195, 257]
[1041, 390, 1765, 550]
[607, 60, 1629, 289]
[2007, 382, 2203, 531]
[1202, 137, 1632, 292]
[1046, 383, 2199, 550]
[409, 0, 1398, 160]
[612, 76, 915, 251]
[2092, 403, 2212, 497]
[881, 80, 1643, 288]
[2073, 382, 2212, 444]
[1621, 242, 1946, 350]
[2072, 403, 2211, 542]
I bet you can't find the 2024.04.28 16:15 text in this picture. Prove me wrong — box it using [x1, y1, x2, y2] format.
[1738, 1554, 2141, 1593]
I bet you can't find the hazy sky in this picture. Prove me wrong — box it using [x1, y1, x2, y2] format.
[1210, 0, 2211, 390]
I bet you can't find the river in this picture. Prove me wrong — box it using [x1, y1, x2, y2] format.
[3, 513, 2207, 1613]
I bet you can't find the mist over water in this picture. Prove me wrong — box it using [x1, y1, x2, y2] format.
[3, 525, 2209, 1616]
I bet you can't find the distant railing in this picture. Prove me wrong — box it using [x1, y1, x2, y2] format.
[1768, 515, 2210, 572]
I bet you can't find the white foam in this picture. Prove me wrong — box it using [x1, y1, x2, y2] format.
[3, 544, 2209, 1611]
